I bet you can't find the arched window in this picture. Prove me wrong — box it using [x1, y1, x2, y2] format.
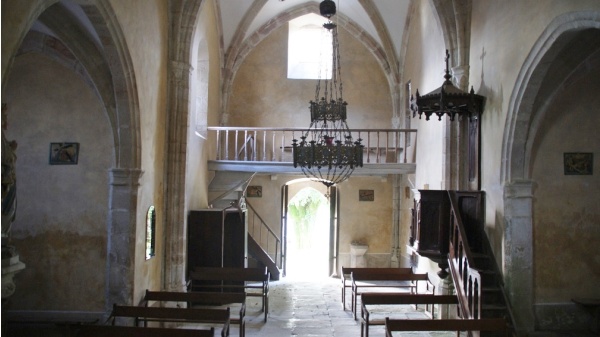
[288, 13, 332, 80]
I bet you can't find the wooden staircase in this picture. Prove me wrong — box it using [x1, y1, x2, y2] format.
[447, 191, 516, 336]
[247, 234, 280, 280]
[410, 190, 516, 336]
[208, 171, 282, 280]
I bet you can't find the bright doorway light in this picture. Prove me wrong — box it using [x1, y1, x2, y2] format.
[286, 187, 330, 280]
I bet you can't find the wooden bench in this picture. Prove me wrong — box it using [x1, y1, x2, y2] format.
[351, 270, 434, 319]
[109, 304, 230, 337]
[142, 290, 246, 337]
[340, 267, 412, 310]
[188, 267, 269, 322]
[360, 293, 458, 337]
[76, 325, 214, 337]
[384, 317, 508, 337]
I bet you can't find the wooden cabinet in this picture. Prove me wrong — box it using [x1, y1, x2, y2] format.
[410, 190, 450, 265]
[187, 208, 248, 275]
[410, 190, 485, 277]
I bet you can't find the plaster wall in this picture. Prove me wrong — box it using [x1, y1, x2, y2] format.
[227, 20, 392, 128]
[469, 0, 600, 251]
[402, 0, 447, 191]
[187, 0, 221, 212]
[5, 53, 111, 311]
[247, 174, 394, 273]
[531, 67, 600, 303]
[109, 0, 168, 305]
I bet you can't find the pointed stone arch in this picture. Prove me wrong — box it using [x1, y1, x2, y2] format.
[221, 3, 396, 125]
[501, 11, 600, 334]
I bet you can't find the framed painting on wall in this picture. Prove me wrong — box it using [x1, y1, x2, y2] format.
[247, 186, 262, 198]
[564, 152, 593, 175]
[49, 142, 79, 165]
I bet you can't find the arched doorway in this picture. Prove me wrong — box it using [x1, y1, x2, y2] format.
[285, 187, 330, 280]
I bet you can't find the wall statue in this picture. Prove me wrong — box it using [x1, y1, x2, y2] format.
[1, 103, 26, 301]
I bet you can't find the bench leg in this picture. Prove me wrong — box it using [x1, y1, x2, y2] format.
[263, 293, 268, 322]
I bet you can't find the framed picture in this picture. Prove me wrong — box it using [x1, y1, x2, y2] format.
[247, 186, 262, 198]
[564, 152, 593, 175]
[359, 189, 374, 201]
[49, 142, 79, 165]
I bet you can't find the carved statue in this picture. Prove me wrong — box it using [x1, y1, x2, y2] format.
[2, 103, 25, 301]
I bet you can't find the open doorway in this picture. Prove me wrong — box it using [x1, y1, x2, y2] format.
[285, 187, 330, 280]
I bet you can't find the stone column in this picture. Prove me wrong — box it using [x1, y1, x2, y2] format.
[503, 180, 535, 334]
[164, 60, 193, 292]
[106, 168, 142, 312]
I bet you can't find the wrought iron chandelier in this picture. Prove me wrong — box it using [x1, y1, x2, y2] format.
[292, 0, 363, 187]
[410, 49, 484, 122]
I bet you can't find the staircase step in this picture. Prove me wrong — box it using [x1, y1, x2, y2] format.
[482, 286, 504, 304]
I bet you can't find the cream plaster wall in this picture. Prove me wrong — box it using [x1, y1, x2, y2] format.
[247, 174, 394, 272]
[227, 16, 396, 271]
[109, 0, 168, 304]
[402, 0, 447, 191]
[468, 1, 600, 291]
[531, 67, 600, 303]
[6, 54, 111, 311]
[187, 0, 221, 212]
[227, 21, 392, 128]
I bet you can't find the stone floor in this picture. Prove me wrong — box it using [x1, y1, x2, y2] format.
[5, 275, 597, 336]
[232, 275, 453, 337]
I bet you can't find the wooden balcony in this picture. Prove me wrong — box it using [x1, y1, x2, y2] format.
[207, 127, 416, 176]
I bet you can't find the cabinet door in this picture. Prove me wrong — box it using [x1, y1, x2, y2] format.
[188, 210, 225, 273]
[417, 190, 450, 258]
[222, 210, 247, 268]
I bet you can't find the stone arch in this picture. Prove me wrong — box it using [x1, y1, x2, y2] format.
[2, 0, 143, 312]
[502, 11, 600, 183]
[221, 3, 396, 124]
[500, 11, 600, 334]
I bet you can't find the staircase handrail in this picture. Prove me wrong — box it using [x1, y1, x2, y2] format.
[448, 191, 482, 320]
[246, 201, 282, 268]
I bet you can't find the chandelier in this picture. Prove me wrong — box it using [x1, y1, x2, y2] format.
[292, 0, 363, 187]
[410, 49, 484, 121]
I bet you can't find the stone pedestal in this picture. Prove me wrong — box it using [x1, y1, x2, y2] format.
[350, 243, 368, 267]
[2, 248, 26, 301]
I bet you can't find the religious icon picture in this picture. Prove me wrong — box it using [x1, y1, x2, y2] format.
[49, 142, 79, 165]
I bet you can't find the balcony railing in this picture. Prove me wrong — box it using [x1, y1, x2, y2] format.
[208, 127, 416, 165]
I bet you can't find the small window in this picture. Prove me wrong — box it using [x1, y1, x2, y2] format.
[145, 206, 156, 260]
[288, 13, 332, 79]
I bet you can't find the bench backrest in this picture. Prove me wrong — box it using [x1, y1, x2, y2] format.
[144, 290, 246, 306]
[385, 318, 508, 336]
[361, 293, 458, 306]
[111, 304, 230, 324]
[190, 267, 268, 282]
[342, 267, 412, 278]
[77, 325, 214, 337]
[352, 271, 428, 282]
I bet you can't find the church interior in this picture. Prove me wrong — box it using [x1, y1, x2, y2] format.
[2, 1, 599, 336]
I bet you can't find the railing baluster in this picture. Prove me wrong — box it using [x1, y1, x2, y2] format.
[225, 130, 230, 160]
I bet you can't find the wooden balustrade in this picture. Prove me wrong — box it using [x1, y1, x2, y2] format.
[448, 192, 482, 320]
[208, 127, 416, 164]
[246, 201, 281, 269]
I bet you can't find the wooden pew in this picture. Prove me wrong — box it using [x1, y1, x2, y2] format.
[188, 267, 269, 322]
[384, 317, 508, 337]
[76, 325, 214, 337]
[360, 293, 458, 337]
[351, 270, 435, 320]
[142, 290, 246, 337]
[340, 267, 412, 310]
[109, 304, 230, 337]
